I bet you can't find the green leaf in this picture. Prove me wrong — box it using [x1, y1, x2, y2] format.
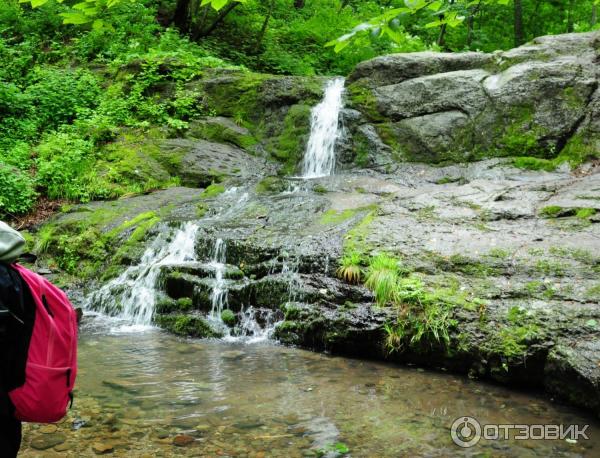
[334, 40, 350, 53]
[427, 1, 443, 11]
[92, 19, 104, 30]
[404, 0, 428, 11]
[335, 442, 350, 454]
[61, 12, 93, 24]
[29, 0, 50, 8]
[424, 19, 442, 28]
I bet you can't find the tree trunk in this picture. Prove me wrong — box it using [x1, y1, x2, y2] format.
[255, 0, 275, 52]
[437, 23, 447, 48]
[466, 1, 482, 48]
[173, 0, 191, 32]
[195, 1, 240, 39]
[514, 0, 524, 47]
[566, 0, 575, 33]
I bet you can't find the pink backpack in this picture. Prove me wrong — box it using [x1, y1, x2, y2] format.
[9, 264, 78, 423]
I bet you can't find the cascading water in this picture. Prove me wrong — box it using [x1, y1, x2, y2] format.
[87, 222, 199, 328]
[301, 77, 346, 179]
[208, 238, 228, 319]
[207, 238, 277, 342]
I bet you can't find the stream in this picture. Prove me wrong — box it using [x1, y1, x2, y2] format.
[18, 315, 600, 457]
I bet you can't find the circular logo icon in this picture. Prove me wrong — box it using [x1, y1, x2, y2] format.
[451, 416, 482, 448]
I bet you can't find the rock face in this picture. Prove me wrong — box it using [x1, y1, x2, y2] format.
[35, 32, 600, 417]
[344, 32, 600, 165]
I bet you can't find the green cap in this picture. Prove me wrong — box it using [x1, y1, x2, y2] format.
[0, 221, 25, 263]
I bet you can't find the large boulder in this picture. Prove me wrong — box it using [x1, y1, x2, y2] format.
[345, 32, 600, 165]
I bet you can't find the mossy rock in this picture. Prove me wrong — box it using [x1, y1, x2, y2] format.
[154, 314, 223, 338]
[221, 309, 236, 327]
[256, 176, 287, 194]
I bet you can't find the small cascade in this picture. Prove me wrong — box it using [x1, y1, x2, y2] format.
[204, 238, 284, 342]
[88, 222, 199, 327]
[301, 77, 346, 178]
[280, 253, 301, 303]
[208, 238, 228, 320]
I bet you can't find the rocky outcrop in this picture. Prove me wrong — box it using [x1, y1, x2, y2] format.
[344, 32, 600, 166]
[30, 32, 600, 418]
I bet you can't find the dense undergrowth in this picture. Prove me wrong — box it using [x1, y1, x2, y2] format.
[1, 0, 598, 219]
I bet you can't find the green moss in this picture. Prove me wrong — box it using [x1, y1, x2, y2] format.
[200, 183, 226, 199]
[177, 297, 193, 311]
[445, 254, 501, 278]
[498, 106, 541, 156]
[155, 298, 178, 314]
[513, 156, 556, 172]
[576, 208, 596, 219]
[256, 176, 287, 194]
[586, 284, 600, 301]
[561, 87, 586, 110]
[343, 207, 377, 256]
[534, 259, 566, 276]
[196, 203, 209, 218]
[312, 184, 327, 194]
[268, 104, 312, 174]
[320, 209, 358, 225]
[220, 309, 236, 327]
[540, 206, 567, 218]
[187, 120, 258, 150]
[514, 133, 598, 171]
[154, 314, 222, 338]
[346, 82, 383, 122]
[94, 128, 180, 197]
[281, 303, 301, 320]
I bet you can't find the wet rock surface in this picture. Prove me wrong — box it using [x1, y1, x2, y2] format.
[344, 31, 600, 165]
[56, 156, 600, 415]
[35, 32, 600, 418]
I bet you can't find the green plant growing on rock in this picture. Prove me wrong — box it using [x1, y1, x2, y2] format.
[200, 183, 226, 199]
[365, 253, 401, 305]
[336, 251, 363, 285]
[576, 208, 596, 219]
[221, 309, 236, 327]
[383, 277, 457, 353]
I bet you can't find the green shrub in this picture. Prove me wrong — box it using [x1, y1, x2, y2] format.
[25, 67, 101, 130]
[35, 132, 96, 201]
[0, 162, 37, 215]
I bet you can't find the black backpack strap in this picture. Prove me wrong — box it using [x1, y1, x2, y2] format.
[0, 264, 35, 392]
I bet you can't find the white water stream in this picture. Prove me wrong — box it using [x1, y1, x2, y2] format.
[88, 222, 199, 329]
[301, 77, 346, 179]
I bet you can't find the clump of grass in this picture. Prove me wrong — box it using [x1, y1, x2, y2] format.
[336, 251, 363, 284]
[364, 253, 400, 305]
[35, 225, 54, 253]
[383, 277, 456, 353]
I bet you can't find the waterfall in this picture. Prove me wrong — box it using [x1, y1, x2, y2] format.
[301, 77, 346, 178]
[88, 222, 199, 327]
[208, 238, 228, 319]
